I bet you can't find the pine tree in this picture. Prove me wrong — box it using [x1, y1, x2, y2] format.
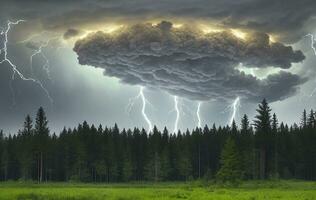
[241, 114, 250, 134]
[145, 152, 161, 181]
[122, 142, 133, 182]
[1, 140, 9, 181]
[231, 120, 238, 135]
[160, 147, 171, 180]
[122, 156, 133, 182]
[216, 137, 243, 185]
[272, 113, 279, 178]
[307, 110, 315, 128]
[0, 130, 4, 181]
[19, 115, 34, 180]
[272, 113, 278, 133]
[253, 99, 272, 179]
[95, 160, 107, 182]
[177, 151, 192, 180]
[301, 109, 307, 129]
[34, 107, 50, 183]
[239, 114, 255, 179]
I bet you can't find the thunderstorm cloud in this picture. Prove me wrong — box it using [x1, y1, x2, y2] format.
[74, 21, 306, 102]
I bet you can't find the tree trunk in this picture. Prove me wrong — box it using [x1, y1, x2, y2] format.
[198, 145, 201, 179]
[252, 149, 256, 179]
[38, 155, 40, 183]
[94, 168, 97, 182]
[40, 152, 43, 183]
[154, 153, 158, 182]
[4, 165, 7, 181]
[275, 150, 279, 177]
[260, 146, 266, 179]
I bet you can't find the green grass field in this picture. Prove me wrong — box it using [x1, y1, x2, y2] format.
[0, 180, 316, 200]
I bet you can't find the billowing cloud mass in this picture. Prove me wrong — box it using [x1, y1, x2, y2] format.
[74, 21, 306, 102]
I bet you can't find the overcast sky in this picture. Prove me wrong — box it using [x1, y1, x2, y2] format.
[0, 0, 315, 134]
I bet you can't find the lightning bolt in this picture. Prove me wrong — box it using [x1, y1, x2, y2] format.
[170, 99, 194, 117]
[140, 87, 153, 132]
[0, 20, 53, 104]
[305, 33, 316, 55]
[310, 88, 316, 97]
[305, 33, 316, 98]
[167, 98, 196, 131]
[126, 86, 153, 132]
[17, 31, 49, 44]
[299, 87, 316, 102]
[229, 97, 240, 125]
[196, 102, 202, 128]
[173, 96, 180, 133]
[29, 37, 60, 80]
[18, 31, 62, 81]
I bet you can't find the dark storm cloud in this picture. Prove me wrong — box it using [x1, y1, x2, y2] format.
[1, 0, 316, 42]
[74, 21, 306, 102]
[63, 29, 81, 40]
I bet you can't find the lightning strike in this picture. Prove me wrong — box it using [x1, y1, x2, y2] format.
[229, 97, 240, 125]
[304, 34, 316, 98]
[126, 86, 153, 132]
[305, 33, 316, 55]
[17, 31, 49, 44]
[310, 88, 316, 97]
[174, 99, 194, 117]
[17, 31, 62, 81]
[0, 20, 53, 104]
[139, 87, 153, 132]
[196, 102, 202, 128]
[29, 37, 60, 80]
[173, 96, 180, 133]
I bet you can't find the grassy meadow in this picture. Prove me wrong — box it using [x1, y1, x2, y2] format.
[0, 181, 316, 200]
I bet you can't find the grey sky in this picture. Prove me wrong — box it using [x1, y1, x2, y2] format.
[0, 0, 315, 134]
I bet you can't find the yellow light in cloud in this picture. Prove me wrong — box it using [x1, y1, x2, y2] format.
[231, 29, 247, 40]
[200, 25, 222, 34]
[269, 35, 276, 43]
[173, 24, 183, 28]
[104, 25, 124, 33]
[77, 24, 123, 40]
[78, 30, 94, 39]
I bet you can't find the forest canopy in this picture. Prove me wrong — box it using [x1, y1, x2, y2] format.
[0, 100, 315, 183]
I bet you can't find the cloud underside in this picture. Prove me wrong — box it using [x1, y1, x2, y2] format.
[2, 0, 316, 43]
[74, 21, 306, 102]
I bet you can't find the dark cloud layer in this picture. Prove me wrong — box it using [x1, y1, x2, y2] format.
[1, 0, 316, 43]
[74, 21, 306, 102]
[63, 28, 81, 40]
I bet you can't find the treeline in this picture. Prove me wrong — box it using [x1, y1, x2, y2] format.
[0, 99, 315, 183]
